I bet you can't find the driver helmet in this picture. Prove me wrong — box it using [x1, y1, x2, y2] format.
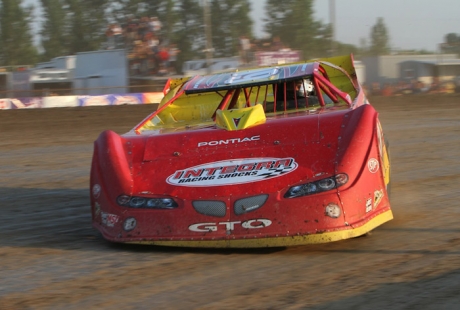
[297, 79, 314, 97]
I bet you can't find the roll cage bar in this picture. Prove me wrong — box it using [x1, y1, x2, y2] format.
[134, 62, 355, 133]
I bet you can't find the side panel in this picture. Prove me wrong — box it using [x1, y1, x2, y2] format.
[94, 130, 133, 197]
[90, 130, 134, 237]
[335, 104, 391, 225]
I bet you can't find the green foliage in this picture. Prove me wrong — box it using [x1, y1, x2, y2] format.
[173, 0, 204, 65]
[263, 0, 333, 59]
[368, 17, 390, 56]
[335, 42, 359, 57]
[441, 33, 460, 54]
[0, 0, 39, 66]
[108, 0, 176, 42]
[40, 0, 69, 60]
[66, 0, 109, 54]
[2, 0, 370, 70]
[209, 0, 253, 57]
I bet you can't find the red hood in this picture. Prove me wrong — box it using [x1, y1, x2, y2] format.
[142, 112, 321, 161]
[121, 108, 349, 197]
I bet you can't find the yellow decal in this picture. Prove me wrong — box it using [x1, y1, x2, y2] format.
[374, 189, 384, 209]
[215, 104, 266, 131]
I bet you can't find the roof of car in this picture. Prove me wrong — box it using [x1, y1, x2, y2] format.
[183, 62, 318, 94]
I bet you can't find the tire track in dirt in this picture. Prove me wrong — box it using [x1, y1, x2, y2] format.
[1, 96, 460, 309]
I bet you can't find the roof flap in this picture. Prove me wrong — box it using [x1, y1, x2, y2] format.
[183, 62, 318, 94]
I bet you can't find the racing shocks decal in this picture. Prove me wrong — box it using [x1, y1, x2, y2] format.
[167, 157, 298, 187]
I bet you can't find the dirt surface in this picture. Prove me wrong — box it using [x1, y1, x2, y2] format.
[1, 95, 460, 309]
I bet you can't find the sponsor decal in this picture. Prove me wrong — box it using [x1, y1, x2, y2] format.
[101, 212, 120, 227]
[198, 135, 260, 147]
[143, 92, 164, 104]
[193, 77, 207, 89]
[224, 69, 279, 85]
[233, 117, 242, 127]
[0, 100, 9, 109]
[123, 217, 137, 231]
[112, 95, 141, 105]
[92, 184, 101, 199]
[365, 198, 372, 213]
[80, 96, 111, 107]
[374, 190, 384, 209]
[189, 219, 272, 232]
[187, 62, 310, 91]
[1, 98, 42, 109]
[367, 158, 379, 173]
[167, 157, 298, 187]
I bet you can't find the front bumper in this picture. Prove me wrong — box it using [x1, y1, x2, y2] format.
[122, 209, 393, 248]
[91, 187, 393, 248]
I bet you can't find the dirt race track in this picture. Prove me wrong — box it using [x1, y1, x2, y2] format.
[1, 95, 460, 309]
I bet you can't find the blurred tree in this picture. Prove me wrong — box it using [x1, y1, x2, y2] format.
[335, 42, 359, 58]
[369, 17, 390, 55]
[359, 37, 367, 51]
[263, 0, 331, 59]
[289, 0, 316, 58]
[108, 0, 205, 73]
[66, 0, 109, 54]
[263, 0, 292, 40]
[174, 0, 203, 71]
[441, 33, 460, 54]
[312, 20, 333, 57]
[40, 0, 69, 60]
[313, 21, 359, 58]
[209, 0, 223, 56]
[0, 0, 39, 66]
[444, 33, 459, 44]
[210, 0, 253, 58]
[108, 0, 172, 42]
[162, 0, 177, 44]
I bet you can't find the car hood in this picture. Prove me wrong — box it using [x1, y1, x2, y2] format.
[128, 108, 348, 194]
[142, 112, 321, 162]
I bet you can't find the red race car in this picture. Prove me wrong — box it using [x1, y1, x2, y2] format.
[90, 55, 392, 248]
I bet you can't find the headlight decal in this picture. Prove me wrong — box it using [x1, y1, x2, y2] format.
[117, 195, 178, 209]
[284, 173, 348, 198]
